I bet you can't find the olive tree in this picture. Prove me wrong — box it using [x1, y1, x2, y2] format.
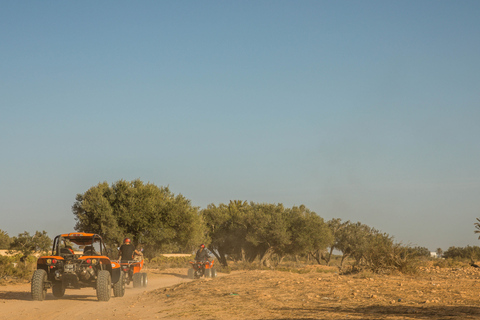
[286, 205, 333, 264]
[0, 229, 11, 250]
[9, 231, 52, 261]
[72, 179, 206, 257]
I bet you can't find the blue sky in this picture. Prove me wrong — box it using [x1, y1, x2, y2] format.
[1, 1, 479, 252]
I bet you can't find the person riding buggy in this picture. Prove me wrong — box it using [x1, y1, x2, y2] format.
[119, 238, 143, 262]
[195, 244, 209, 262]
[118, 238, 147, 288]
[188, 244, 217, 279]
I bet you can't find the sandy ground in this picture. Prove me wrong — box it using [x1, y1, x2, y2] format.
[1, 265, 480, 319]
[0, 268, 192, 320]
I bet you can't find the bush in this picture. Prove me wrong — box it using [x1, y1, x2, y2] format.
[433, 258, 469, 269]
[0, 255, 36, 283]
[442, 246, 480, 261]
[147, 255, 194, 269]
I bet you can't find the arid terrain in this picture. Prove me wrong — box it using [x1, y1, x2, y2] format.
[1, 265, 480, 319]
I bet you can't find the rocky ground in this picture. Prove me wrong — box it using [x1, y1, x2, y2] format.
[142, 265, 480, 319]
[1, 265, 480, 319]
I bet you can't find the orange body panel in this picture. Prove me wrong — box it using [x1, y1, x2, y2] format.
[119, 259, 144, 273]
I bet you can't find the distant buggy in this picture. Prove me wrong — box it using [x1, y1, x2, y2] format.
[31, 232, 125, 301]
[188, 259, 217, 279]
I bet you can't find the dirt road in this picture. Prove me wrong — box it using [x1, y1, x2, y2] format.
[0, 268, 191, 320]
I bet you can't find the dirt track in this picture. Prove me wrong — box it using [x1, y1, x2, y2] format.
[0, 268, 192, 320]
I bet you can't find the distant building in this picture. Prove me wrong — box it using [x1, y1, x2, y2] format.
[430, 252, 437, 258]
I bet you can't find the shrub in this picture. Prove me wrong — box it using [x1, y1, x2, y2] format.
[0, 255, 36, 283]
[433, 258, 469, 268]
[442, 246, 480, 261]
[147, 255, 193, 269]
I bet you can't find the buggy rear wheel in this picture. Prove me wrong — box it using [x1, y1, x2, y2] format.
[52, 281, 65, 298]
[142, 273, 148, 287]
[113, 270, 125, 297]
[31, 269, 48, 301]
[96, 270, 112, 301]
[132, 273, 142, 288]
[205, 268, 211, 278]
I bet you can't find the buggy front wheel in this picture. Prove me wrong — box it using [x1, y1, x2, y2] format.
[31, 269, 48, 301]
[96, 270, 112, 301]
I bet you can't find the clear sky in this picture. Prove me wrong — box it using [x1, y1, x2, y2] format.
[1, 1, 479, 252]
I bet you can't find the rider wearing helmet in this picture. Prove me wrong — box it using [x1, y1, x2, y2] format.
[119, 238, 142, 262]
[195, 244, 209, 262]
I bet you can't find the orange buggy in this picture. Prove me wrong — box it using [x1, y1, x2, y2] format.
[32, 232, 124, 301]
[188, 259, 217, 279]
[119, 259, 147, 288]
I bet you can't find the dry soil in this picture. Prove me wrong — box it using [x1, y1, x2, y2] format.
[1, 265, 480, 319]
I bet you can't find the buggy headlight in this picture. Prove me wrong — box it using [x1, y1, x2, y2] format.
[46, 259, 52, 264]
[92, 259, 97, 264]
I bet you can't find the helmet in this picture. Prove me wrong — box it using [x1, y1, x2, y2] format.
[124, 238, 131, 244]
[200, 244, 205, 248]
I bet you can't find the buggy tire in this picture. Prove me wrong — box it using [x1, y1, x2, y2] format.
[142, 273, 148, 287]
[194, 270, 202, 279]
[205, 268, 211, 278]
[31, 269, 48, 301]
[113, 270, 125, 297]
[132, 273, 142, 288]
[52, 281, 65, 298]
[96, 270, 111, 301]
[187, 268, 194, 279]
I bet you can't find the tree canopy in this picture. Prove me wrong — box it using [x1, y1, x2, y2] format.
[201, 201, 333, 267]
[67, 178, 441, 273]
[9, 231, 52, 258]
[72, 179, 206, 257]
[0, 229, 11, 250]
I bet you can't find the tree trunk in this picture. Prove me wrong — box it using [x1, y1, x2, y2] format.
[211, 249, 228, 267]
[310, 251, 322, 265]
[260, 247, 274, 268]
[322, 247, 334, 266]
[241, 248, 246, 263]
[340, 253, 349, 268]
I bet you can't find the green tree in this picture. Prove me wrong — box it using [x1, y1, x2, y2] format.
[9, 231, 52, 260]
[249, 203, 291, 267]
[72, 181, 122, 246]
[436, 248, 443, 258]
[202, 200, 254, 267]
[334, 221, 372, 267]
[0, 229, 11, 249]
[407, 246, 430, 258]
[440, 245, 480, 261]
[323, 218, 350, 265]
[287, 205, 333, 264]
[72, 179, 205, 257]
[475, 218, 480, 239]
[203, 201, 332, 268]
